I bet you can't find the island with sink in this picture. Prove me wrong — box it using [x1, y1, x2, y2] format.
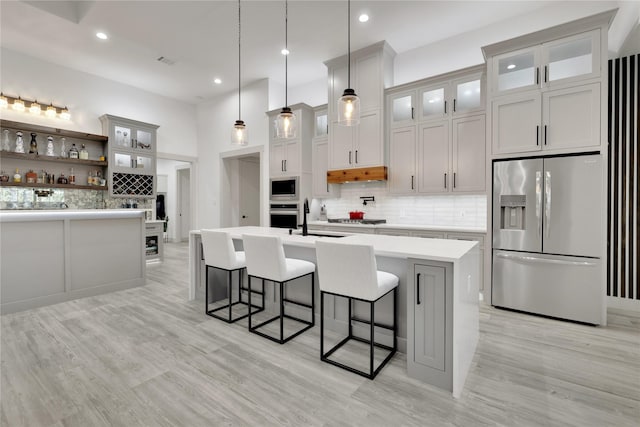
[189, 226, 480, 398]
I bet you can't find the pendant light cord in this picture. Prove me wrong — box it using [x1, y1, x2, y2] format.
[238, 0, 242, 121]
[285, 0, 288, 108]
[347, 0, 351, 89]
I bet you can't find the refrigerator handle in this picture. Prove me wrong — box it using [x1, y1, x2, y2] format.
[545, 171, 551, 240]
[536, 171, 542, 239]
[495, 252, 597, 267]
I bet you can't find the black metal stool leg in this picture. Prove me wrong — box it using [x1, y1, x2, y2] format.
[228, 269, 233, 322]
[320, 291, 325, 357]
[280, 281, 285, 343]
[205, 265, 209, 315]
[370, 300, 375, 377]
[311, 273, 315, 326]
[248, 275, 252, 330]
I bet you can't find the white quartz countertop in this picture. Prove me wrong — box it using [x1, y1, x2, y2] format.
[191, 226, 476, 262]
[308, 220, 486, 233]
[0, 209, 146, 222]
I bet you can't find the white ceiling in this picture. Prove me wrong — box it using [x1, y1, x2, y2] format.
[0, 1, 637, 105]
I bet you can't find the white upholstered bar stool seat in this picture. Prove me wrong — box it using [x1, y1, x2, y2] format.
[315, 240, 399, 379]
[201, 230, 263, 323]
[242, 233, 316, 344]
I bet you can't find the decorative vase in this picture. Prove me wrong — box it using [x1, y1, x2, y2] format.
[46, 136, 55, 156]
[60, 137, 67, 158]
[14, 131, 25, 153]
[2, 129, 10, 151]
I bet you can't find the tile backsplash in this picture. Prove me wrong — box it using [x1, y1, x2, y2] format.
[0, 187, 153, 210]
[312, 181, 487, 229]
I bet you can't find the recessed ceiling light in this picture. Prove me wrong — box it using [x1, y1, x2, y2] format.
[359, 14, 369, 23]
[213, 78, 222, 85]
[96, 32, 108, 40]
[281, 48, 290, 55]
[507, 64, 516, 70]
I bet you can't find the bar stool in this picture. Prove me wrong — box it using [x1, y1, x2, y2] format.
[201, 229, 264, 323]
[315, 240, 398, 379]
[242, 233, 315, 344]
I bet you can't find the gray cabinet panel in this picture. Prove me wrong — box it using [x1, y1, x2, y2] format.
[414, 265, 446, 371]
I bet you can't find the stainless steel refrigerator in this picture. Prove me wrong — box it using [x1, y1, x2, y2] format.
[492, 154, 604, 324]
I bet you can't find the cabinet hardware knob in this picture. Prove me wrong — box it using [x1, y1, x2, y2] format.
[544, 65, 548, 83]
[349, 151, 352, 164]
[411, 175, 414, 190]
[453, 172, 456, 188]
[411, 107, 414, 120]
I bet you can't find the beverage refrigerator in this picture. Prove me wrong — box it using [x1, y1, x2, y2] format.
[492, 153, 605, 324]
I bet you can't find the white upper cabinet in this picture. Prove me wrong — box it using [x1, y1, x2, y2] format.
[388, 126, 417, 194]
[389, 91, 415, 128]
[315, 109, 328, 138]
[541, 30, 600, 87]
[325, 41, 395, 171]
[484, 10, 612, 157]
[491, 29, 600, 97]
[419, 84, 450, 121]
[386, 64, 487, 194]
[267, 104, 314, 178]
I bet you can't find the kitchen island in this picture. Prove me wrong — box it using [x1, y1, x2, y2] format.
[189, 226, 480, 398]
[0, 209, 146, 314]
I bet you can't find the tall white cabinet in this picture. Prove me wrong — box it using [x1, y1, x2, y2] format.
[386, 65, 487, 195]
[324, 42, 395, 172]
[484, 16, 610, 157]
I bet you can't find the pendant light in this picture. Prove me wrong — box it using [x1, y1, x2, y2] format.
[337, 0, 360, 126]
[231, 0, 248, 146]
[275, 0, 297, 138]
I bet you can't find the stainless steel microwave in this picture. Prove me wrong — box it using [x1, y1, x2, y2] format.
[270, 177, 298, 201]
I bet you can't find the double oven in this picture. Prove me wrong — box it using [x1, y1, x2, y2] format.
[269, 177, 299, 229]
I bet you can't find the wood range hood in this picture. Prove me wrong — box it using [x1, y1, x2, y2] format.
[326, 166, 388, 184]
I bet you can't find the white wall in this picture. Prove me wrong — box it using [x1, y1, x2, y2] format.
[289, 77, 328, 108]
[394, 2, 624, 86]
[0, 48, 198, 157]
[195, 79, 270, 229]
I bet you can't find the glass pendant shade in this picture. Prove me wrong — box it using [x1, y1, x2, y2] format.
[231, 120, 248, 146]
[275, 107, 297, 138]
[338, 88, 360, 126]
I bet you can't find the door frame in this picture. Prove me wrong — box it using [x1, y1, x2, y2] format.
[176, 166, 191, 242]
[220, 146, 265, 228]
[156, 152, 197, 242]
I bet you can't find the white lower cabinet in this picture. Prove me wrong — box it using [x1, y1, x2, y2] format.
[410, 230, 446, 239]
[407, 261, 453, 389]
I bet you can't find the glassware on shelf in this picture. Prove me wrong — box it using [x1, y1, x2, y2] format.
[2, 129, 10, 151]
[29, 133, 38, 154]
[123, 131, 129, 147]
[116, 130, 122, 146]
[46, 136, 55, 156]
[60, 138, 68, 158]
[69, 167, 75, 185]
[79, 144, 89, 160]
[14, 131, 25, 153]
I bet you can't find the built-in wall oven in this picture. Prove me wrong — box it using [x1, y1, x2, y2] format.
[270, 177, 298, 201]
[269, 203, 299, 229]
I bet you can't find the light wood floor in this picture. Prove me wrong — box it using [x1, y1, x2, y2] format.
[2, 242, 639, 426]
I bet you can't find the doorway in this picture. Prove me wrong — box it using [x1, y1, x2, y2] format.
[177, 167, 191, 242]
[221, 147, 263, 228]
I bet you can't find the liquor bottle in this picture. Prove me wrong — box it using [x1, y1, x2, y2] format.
[69, 168, 75, 185]
[13, 168, 21, 183]
[79, 144, 89, 160]
[87, 170, 93, 185]
[29, 133, 38, 154]
[69, 143, 79, 159]
[25, 169, 37, 184]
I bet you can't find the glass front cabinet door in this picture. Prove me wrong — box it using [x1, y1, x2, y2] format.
[389, 91, 415, 127]
[419, 84, 449, 121]
[541, 29, 600, 87]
